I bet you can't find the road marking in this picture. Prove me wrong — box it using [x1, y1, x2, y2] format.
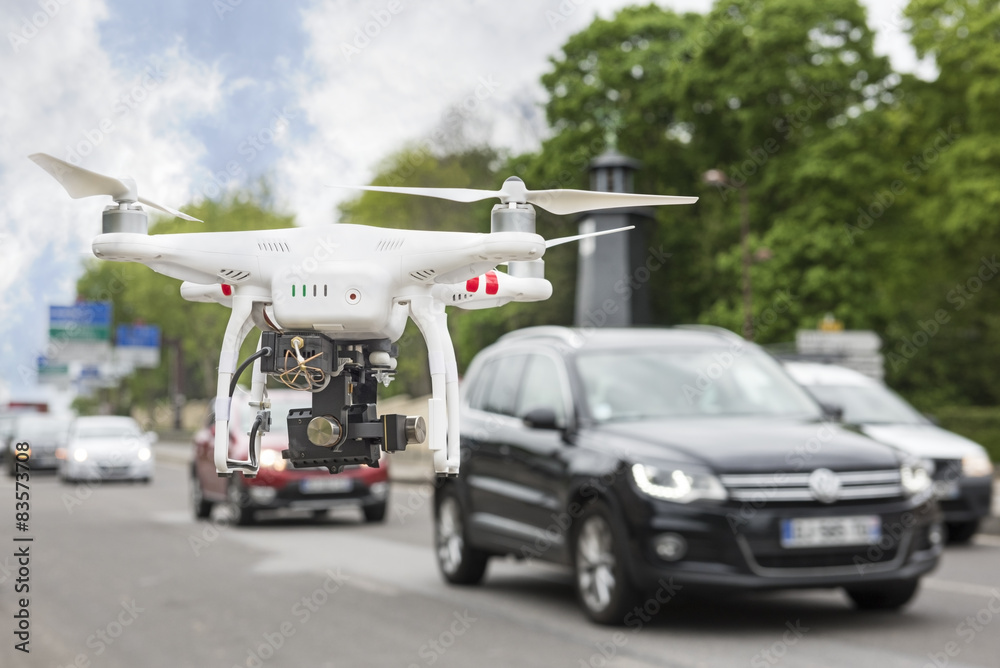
[974, 534, 1000, 548]
[923, 578, 1000, 598]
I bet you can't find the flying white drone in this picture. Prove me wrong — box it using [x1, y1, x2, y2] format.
[30, 152, 696, 477]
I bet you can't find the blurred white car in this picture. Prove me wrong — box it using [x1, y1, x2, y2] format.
[785, 362, 994, 543]
[59, 416, 156, 484]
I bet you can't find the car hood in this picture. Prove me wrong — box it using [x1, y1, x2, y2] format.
[859, 423, 986, 460]
[591, 416, 901, 473]
[70, 437, 146, 453]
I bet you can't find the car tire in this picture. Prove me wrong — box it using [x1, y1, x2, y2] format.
[573, 500, 640, 625]
[844, 578, 920, 610]
[191, 468, 214, 520]
[435, 489, 489, 585]
[227, 477, 256, 526]
[946, 521, 979, 544]
[363, 502, 387, 523]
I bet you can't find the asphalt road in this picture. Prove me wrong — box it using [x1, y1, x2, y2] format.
[1, 460, 999, 668]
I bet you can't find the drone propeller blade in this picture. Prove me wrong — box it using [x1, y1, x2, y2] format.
[29, 153, 135, 201]
[137, 196, 202, 222]
[526, 190, 698, 216]
[29, 152, 202, 221]
[545, 225, 635, 248]
[333, 177, 697, 216]
[332, 184, 502, 204]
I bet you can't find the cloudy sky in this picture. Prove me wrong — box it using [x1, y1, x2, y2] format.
[0, 0, 930, 399]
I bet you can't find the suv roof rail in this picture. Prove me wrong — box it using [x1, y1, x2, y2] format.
[497, 326, 581, 346]
[673, 324, 745, 343]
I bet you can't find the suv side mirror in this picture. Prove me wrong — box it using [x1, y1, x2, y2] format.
[523, 408, 561, 431]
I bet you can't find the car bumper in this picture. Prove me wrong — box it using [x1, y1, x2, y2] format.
[624, 494, 943, 591]
[60, 458, 154, 481]
[241, 474, 389, 511]
[936, 475, 994, 524]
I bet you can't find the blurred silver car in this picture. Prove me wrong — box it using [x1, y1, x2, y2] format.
[59, 416, 156, 483]
[785, 362, 994, 543]
[7, 413, 70, 474]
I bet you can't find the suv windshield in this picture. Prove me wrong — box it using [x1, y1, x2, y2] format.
[576, 347, 822, 421]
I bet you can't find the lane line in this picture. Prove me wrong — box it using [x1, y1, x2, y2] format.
[923, 578, 1000, 598]
[973, 534, 1000, 548]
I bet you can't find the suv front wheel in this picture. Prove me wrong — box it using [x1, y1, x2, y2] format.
[574, 500, 640, 624]
[435, 489, 489, 585]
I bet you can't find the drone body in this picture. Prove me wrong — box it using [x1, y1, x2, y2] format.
[30, 152, 696, 478]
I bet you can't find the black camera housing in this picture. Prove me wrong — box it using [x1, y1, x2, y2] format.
[259, 332, 409, 473]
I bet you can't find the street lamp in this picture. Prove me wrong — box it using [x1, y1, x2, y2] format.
[703, 169, 753, 341]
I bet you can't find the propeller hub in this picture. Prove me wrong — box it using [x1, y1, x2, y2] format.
[499, 176, 529, 204]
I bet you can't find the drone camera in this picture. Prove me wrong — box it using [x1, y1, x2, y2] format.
[257, 332, 420, 472]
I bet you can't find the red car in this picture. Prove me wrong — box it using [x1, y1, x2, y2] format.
[191, 390, 389, 525]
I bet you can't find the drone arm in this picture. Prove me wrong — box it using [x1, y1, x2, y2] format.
[431, 271, 552, 310]
[408, 296, 460, 475]
[214, 294, 258, 474]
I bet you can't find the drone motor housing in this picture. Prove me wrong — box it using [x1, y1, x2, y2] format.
[103, 204, 148, 234]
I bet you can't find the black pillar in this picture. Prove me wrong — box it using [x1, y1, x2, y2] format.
[574, 151, 653, 328]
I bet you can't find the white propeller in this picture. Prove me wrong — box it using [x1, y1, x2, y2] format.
[334, 176, 697, 216]
[545, 225, 635, 248]
[29, 153, 202, 222]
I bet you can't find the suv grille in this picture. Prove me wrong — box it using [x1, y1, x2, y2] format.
[719, 469, 903, 503]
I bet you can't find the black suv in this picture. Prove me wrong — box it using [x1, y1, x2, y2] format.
[434, 327, 943, 623]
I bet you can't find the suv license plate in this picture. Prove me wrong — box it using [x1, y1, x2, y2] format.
[780, 516, 881, 548]
[300, 478, 353, 494]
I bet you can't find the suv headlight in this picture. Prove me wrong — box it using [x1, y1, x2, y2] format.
[900, 460, 932, 496]
[962, 453, 994, 478]
[631, 464, 727, 503]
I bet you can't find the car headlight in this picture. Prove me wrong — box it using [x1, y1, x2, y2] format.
[73, 449, 87, 462]
[631, 464, 727, 503]
[962, 454, 994, 478]
[137, 447, 151, 462]
[259, 449, 286, 471]
[900, 460, 932, 496]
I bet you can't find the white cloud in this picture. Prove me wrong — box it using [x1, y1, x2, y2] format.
[0, 0, 224, 385]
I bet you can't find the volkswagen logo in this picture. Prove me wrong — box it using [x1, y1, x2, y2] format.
[808, 468, 841, 504]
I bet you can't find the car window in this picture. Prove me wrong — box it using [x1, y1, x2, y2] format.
[576, 348, 821, 421]
[516, 355, 567, 426]
[467, 358, 499, 411]
[480, 354, 528, 416]
[804, 384, 925, 424]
